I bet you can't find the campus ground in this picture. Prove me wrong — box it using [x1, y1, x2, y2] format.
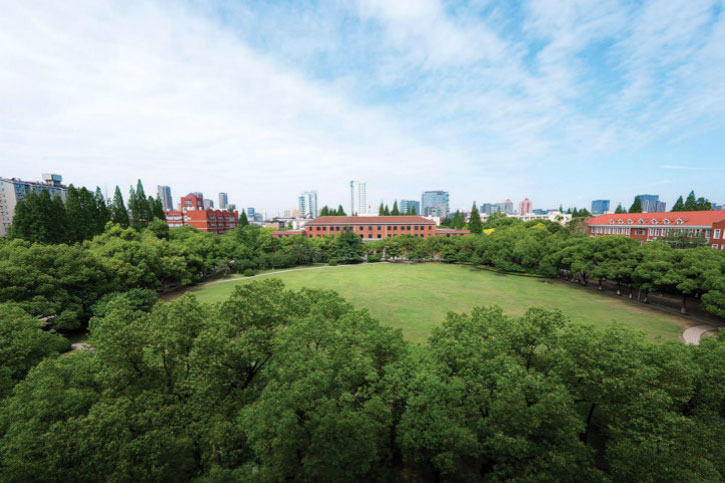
[184, 263, 691, 344]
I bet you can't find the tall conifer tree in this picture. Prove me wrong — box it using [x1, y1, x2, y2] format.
[111, 186, 130, 228]
[468, 202, 482, 234]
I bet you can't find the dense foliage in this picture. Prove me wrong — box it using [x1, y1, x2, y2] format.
[0, 280, 723, 481]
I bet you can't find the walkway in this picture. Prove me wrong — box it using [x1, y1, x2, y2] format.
[682, 325, 718, 345]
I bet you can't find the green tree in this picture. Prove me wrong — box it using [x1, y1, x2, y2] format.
[684, 190, 697, 211]
[468, 202, 482, 234]
[337, 204, 347, 216]
[614, 203, 626, 214]
[378, 202, 384, 215]
[110, 186, 130, 228]
[391, 201, 400, 215]
[410, 205, 417, 215]
[239, 210, 249, 226]
[629, 196, 643, 213]
[94, 188, 110, 234]
[672, 196, 685, 211]
[152, 195, 166, 220]
[335, 228, 363, 263]
[320, 205, 330, 216]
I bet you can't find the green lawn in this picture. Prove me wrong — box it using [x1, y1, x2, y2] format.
[186, 263, 688, 343]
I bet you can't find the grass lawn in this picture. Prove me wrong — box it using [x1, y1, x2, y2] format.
[185, 263, 688, 344]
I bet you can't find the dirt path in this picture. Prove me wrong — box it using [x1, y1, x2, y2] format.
[682, 325, 718, 345]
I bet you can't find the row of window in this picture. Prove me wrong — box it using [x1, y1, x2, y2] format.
[312, 225, 433, 232]
[609, 218, 685, 225]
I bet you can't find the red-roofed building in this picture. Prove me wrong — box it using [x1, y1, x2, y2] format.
[586, 211, 725, 249]
[164, 193, 238, 234]
[272, 216, 470, 240]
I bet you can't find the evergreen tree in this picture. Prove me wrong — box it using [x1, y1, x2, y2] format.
[696, 197, 712, 211]
[65, 186, 83, 242]
[671, 196, 685, 211]
[410, 206, 417, 215]
[49, 193, 69, 243]
[128, 187, 139, 227]
[337, 205, 347, 216]
[684, 190, 697, 211]
[320, 206, 329, 216]
[146, 196, 157, 220]
[468, 202, 482, 234]
[378, 203, 384, 216]
[152, 196, 166, 220]
[391, 201, 400, 216]
[239, 210, 249, 226]
[78, 187, 98, 240]
[614, 203, 626, 214]
[110, 186, 130, 228]
[94, 188, 110, 234]
[558, 204, 564, 213]
[6, 191, 60, 243]
[629, 196, 643, 213]
[383, 205, 390, 216]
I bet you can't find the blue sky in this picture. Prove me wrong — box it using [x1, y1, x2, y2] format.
[1, 0, 723, 213]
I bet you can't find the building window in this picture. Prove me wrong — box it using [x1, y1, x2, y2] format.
[377, 234, 381, 238]
[714, 244, 718, 249]
[714, 229, 721, 240]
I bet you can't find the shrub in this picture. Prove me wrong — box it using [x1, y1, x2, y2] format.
[367, 255, 382, 263]
[244, 268, 257, 277]
[328, 260, 338, 266]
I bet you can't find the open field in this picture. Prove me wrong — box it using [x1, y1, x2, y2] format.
[186, 263, 689, 343]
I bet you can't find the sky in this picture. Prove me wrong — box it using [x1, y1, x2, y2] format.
[1, 0, 724, 214]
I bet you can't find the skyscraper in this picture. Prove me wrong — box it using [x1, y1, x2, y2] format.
[591, 200, 610, 215]
[518, 198, 532, 215]
[399, 199, 420, 214]
[637, 194, 666, 213]
[350, 180, 367, 215]
[421, 191, 450, 218]
[298, 190, 318, 218]
[203, 199, 214, 210]
[218, 192, 228, 210]
[157, 185, 173, 211]
[480, 203, 493, 215]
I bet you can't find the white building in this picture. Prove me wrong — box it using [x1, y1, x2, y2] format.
[298, 190, 318, 218]
[218, 192, 229, 210]
[203, 199, 214, 210]
[349, 180, 368, 215]
[0, 174, 68, 237]
[507, 211, 572, 225]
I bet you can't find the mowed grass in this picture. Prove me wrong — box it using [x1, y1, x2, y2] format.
[186, 263, 688, 344]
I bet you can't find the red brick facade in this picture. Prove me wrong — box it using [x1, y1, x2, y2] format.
[586, 211, 725, 249]
[272, 216, 469, 240]
[165, 193, 238, 234]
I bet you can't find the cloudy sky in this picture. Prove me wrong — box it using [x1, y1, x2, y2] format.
[1, 0, 724, 213]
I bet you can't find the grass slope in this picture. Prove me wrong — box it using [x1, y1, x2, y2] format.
[188, 263, 687, 343]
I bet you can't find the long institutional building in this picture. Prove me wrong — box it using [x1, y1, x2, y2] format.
[272, 216, 469, 240]
[164, 193, 239, 234]
[586, 210, 725, 250]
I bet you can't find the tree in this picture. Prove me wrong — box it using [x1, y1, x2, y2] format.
[391, 201, 400, 216]
[468, 203, 482, 234]
[151, 195, 166, 220]
[672, 196, 685, 211]
[239, 210, 249, 226]
[7, 190, 68, 244]
[614, 203, 626, 214]
[110, 186, 130, 228]
[337, 204, 347, 216]
[629, 196, 643, 213]
[320, 206, 330, 216]
[383, 204, 390, 216]
[378, 203, 384, 216]
[335, 228, 363, 263]
[684, 190, 697, 211]
[94, 188, 110, 233]
[410, 206, 417, 215]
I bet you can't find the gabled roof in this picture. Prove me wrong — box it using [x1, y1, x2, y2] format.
[307, 216, 436, 225]
[587, 210, 725, 227]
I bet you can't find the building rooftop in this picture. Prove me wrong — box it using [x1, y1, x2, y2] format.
[587, 210, 725, 227]
[306, 216, 436, 224]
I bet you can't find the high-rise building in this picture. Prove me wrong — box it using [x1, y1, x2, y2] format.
[349, 181, 368, 215]
[247, 207, 255, 219]
[637, 194, 666, 213]
[0, 173, 68, 237]
[518, 198, 532, 215]
[421, 191, 450, 218]
[298, 190, 318, 218]
[591, 200, 610, 215]
[490, 199, 513, 215]
[399, 199, 420, 214]
[157, 185, 173, 211]
[203, 199, 214, 210]
[480, 203, 493, 215]
[218, 192, 229, 210]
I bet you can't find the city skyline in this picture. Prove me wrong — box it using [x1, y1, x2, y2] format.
[2, 1, 724, 211]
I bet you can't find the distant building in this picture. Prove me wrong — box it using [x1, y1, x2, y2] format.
[218, 192, 229, 210]
[298, 190, 318, 218]
[203, 199, 214, 210]
[591, 200, 610, 215]
[487, 199, 514, 215]
[510, 211, 572, 226]
[157, 185, 173, 211]
[519, 198, 532, 215]
[637, 194, 666, 213]
[164, 192, 238, 234]
[480, 203, 493, 215]
[272, 216, 469, 240]
[350, 181, 368, 215]
[0, 173, 68, 237]
[421, 191, 450, 218]
[227, 203, 236, 211]
[587, 210, 725, 250]
[246, 207, 255, 219]
[399, 199, 420, 214]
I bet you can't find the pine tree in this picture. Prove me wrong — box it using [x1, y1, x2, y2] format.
[239, 210, 249, 226]
[378, 203, 384, 216]
[320, 206, 329, 216]
[383, 205, 390, 216]
[671, 196, 685, 211]
[337, 205, 347, 216]
[684, 191, 697, 211]
[614, 203, 626, 214]
[391, 201, 400, 216]
[629, 196, 643, 213]
[49, 193, 69, 243]
[94, 188, 110, 234]
[558, 204, 564, 213]
[65, 186, 84, 242]
[695, 197, 712, 210]
[468, 202, 482, 234]
[147, 196, 157, 220]
[410, 206, 417, 215]
[78, 187, 98, 240]
[152, 195, 166, 220]
[110, 186, 130, 228]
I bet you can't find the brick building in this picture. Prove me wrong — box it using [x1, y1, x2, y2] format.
[164, 193, 239, 234]
[586, 211, 725, 250]
[272, 216, 470, 240]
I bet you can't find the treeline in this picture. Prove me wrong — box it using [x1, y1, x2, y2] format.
[1, 280, 724, 481]
[377, 201, 417, 215]
[7, 179, 165, 244]
[615, 190, 714, 214]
